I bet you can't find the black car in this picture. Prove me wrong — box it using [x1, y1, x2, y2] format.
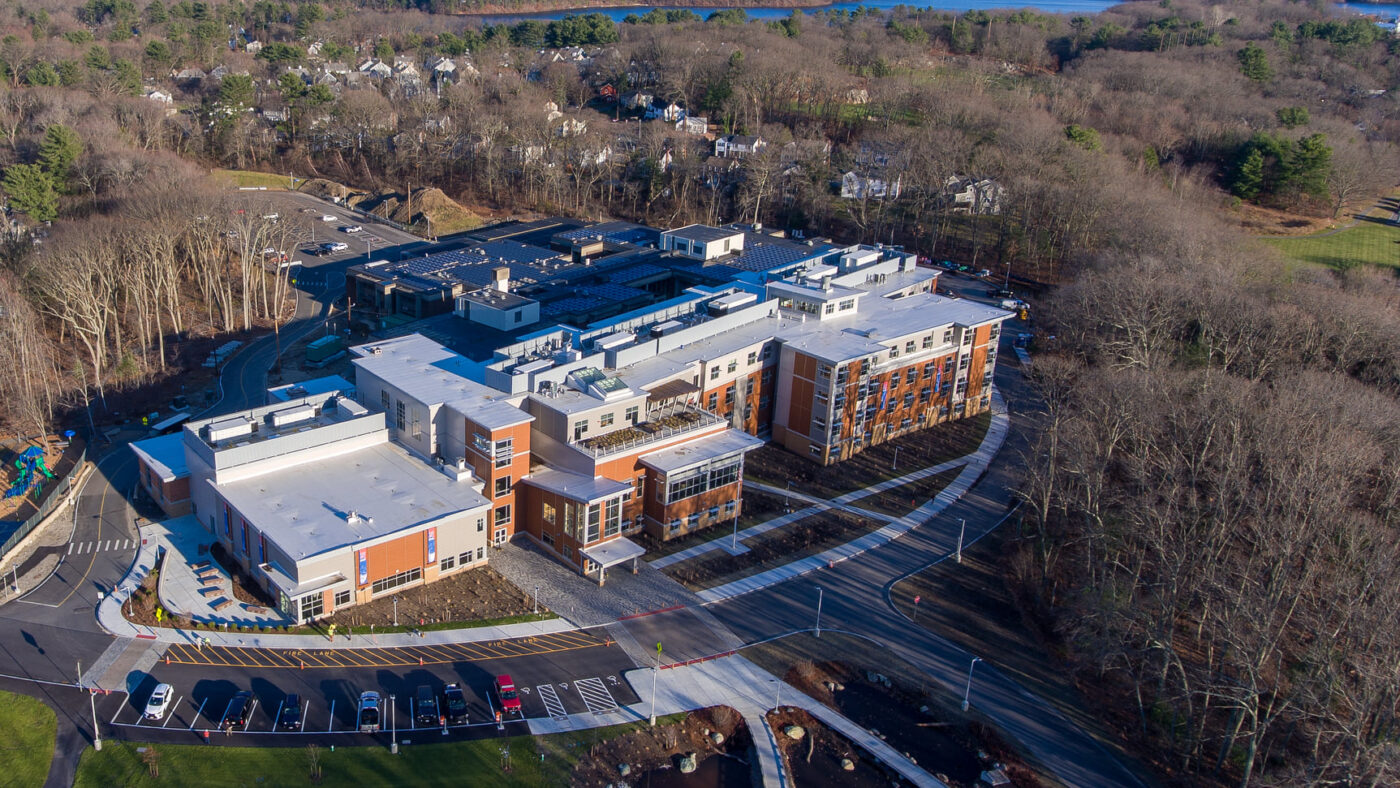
[415, 685, 440, 727]
[990, 287, 1015, 299]
[277, 694, 302, 731]
[442, 683, 468, 725]
[225, 691, 254, 729]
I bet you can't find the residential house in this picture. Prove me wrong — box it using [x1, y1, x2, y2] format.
[557, 118, 587, 138]
[173, 67, 206, 81]
[245, 40, 263, 54]
[427, 56, 456, 83]
[840, 171, 902, 200]
[677, 116, 708, 135]
[715, 135, 764, 159]
[944, 176, 1004, 215]
[358, 59, 392, 78]
[620, 91, 654, 111]
[646, 101, 685, 122]
[597, 84, 618, 102]
[143, 88, 173, 104]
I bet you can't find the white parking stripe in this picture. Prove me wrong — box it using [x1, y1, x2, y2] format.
[188, 697, 206, 731]
[272, 700, 284, 732]
[163, 696, 182, 728]
[327, 700, 335, 732]
[575, 677, 618, 715]
[536, 684, 568, 721]
[301, 699, 309, 732]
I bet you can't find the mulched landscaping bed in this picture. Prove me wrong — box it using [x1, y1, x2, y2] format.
[663, 509, 878, 591]
[853, 467, 963, 518]
[745, 412, 990, 500]
[317, 564, 547, 630]
[208, 542, 279, 608]
[570, 706, 755, 787]
[637, 489, 788, 559]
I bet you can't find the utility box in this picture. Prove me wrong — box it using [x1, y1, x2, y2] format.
[306, 336, 345, 365]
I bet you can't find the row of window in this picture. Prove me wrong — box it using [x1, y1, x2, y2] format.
[573, 405, 640, 440]
[664, 457, 742, 504]
[371, 567, 423, 595]
[440, 547, 485, 573]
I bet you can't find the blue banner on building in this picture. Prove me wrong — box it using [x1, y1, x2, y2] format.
[427, 527, 436, 563]
[358, 549, 367, 585]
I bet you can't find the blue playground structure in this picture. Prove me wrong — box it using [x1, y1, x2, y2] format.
[5, 446, 53, 499]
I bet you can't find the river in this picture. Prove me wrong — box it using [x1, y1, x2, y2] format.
[475, 0, 1400, 24]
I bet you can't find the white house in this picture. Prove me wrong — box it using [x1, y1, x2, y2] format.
[646, 101, 684, 122]
[677, 116, 708, 135]
[944, 176, 1004, 215]
[840, 171, 902, 200]
[557, 118, 587, 138]
[143, 88, 173, 104]
[715, 135, 764, 159]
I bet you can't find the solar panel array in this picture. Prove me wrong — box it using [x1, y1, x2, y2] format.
[387, 241, 564, 287]
[727, 242, 816, 273]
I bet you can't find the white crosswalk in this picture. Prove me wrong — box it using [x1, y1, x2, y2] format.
[67, 539, 136, 555]
[574, 677, 618, 715]
[535, 684, 569, 721]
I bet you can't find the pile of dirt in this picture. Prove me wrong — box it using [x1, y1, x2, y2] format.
[362, 187, 483, 235]
[766, 707, 893, 788]
[318, 564, 545, 628]
[571, 707, 753, 787]
[297, 177, 365, 205]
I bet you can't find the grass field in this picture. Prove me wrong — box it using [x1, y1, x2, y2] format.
[75, 715, 685, 788]
[0, 690, 56, 787]
[211, 169, 298, 190]
[1266, 219, 1400, 270]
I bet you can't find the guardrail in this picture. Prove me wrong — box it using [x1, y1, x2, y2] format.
[0, 445, 88, 558]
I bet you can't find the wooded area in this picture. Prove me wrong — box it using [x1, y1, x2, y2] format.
[0, 1, 1395, 783]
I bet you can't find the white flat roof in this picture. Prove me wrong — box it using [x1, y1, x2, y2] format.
[267, 375, 355, 403]
[580, 537, 646, 568]
[523, 469, 631, 503]
[130, 433, 189, 482]
[214, 440, 491, 562]
[639, 429, 764, 475]
[351, 334, 492, 406]
[447, 396, 534, 431]
[779, 292, 1009, 365]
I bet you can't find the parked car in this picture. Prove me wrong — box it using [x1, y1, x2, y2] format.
[225, 691, 254, 729]
[999, 298, 1028, 311]
[990, 287, 1015, 299]
[494, 675, 522, 716]
[443, 684, 468, 725]
[143, 683, 174, 720]
[321, 214, 337, 222]
[340, 225, 362, 233]
[415, 685, 440, 727]
[261, 213, 279, 221]
[974, 269, 991, 278]
[357, 691, 381, 733]
[277, 694, 302, 731]
[938, 260, 956, 269]
[322, 241, 348, 253]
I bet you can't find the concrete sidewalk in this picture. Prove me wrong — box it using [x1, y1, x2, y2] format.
[696, 388, 1009, 604]
[648, 505, 825, 570]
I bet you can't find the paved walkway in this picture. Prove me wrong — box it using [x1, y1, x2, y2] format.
[152, 515, 291, 628]
[696, 388, 1009, 603]
[648, 505, 825, 570]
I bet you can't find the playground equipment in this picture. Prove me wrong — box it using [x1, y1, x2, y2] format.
[4, 446, 54, 499]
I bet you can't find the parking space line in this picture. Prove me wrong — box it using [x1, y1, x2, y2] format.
[219, 648, 250, 668]
[109, 697, 125, 725]
[188, 697, 207, 731]
[327, 700, 335, 732]
[535, 684, 568, 721]
[408, 699, 415, 729]
[247, 700, 260, 729]
[272, 699, 284, 732]
[234, 648, 261, 667]
[300, 699, 309, 731]
[162, 696, 181, 728]
[419, 644, 460, 663]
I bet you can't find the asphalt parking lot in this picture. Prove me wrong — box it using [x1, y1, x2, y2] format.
[99, 645, 640, 744]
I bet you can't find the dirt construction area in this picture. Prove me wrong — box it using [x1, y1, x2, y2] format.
[318, 563, 550, 630]
[571, 706, 755, 787]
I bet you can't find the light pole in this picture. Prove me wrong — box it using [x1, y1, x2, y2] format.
[814, 586, 824, 638]
[649, 641, 662, 726]
[784, 480, 792, 510]
[956, 518, 966, 564]
[772, 678, 782, 711]
[1003, 261, 1012, 289]
[731, 510, 739, 550]
[892, 446, 900, 471]
[390, 694, 397, 754]
[393, 597, 398, 627]
[961, 657, 982, 712]
[532, 585, 539, 615]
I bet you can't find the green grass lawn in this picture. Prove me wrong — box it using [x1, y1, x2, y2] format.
[211, 169, 298, 190]
[0, 689, 56, 787]
[1266, 220, 1400, 270]
[76, 716, 685, 788]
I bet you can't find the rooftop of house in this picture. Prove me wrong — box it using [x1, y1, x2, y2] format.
[214, 439, 490, 562]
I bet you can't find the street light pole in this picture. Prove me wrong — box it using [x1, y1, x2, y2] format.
[956, 518, 966, 564]
[785, 480, 792, 510]
[814, 587, 823, 638]
[961, 657, 982, 712]
[390, 694, 397, 754]
[533, 585, 539, 615]
[393, 597, 398, 627]
[1003, 262, 1012, 289]
[892, 446, 899, 471]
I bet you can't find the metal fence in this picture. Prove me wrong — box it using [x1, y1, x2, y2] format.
[0, 445, 87, 559]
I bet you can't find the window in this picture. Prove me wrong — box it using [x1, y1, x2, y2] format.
[635, 475, 646, 499]
[625, 405, 639, 423]
[905, 369, 917, 384]
[334, 590, 351, 607]
[962, 331, 973, 345]
[573, 420, 589, 440]
[664, 456, 742, 503]
[889, 346, 900, 359]
[903, 393, 915, 407]
[747, 351, 757, 365]
[710, 367, 720, 381]
[725, 500, 737, 515]
[810, 444, 822, 456]
[727, 359, 738, 373]
[905, 340, 916, 354]
[381, 391, 390, 410]
[669, 519, 682, 533]
[585, 503, 601, 543]
[396, 400, 406, 432]
[838, 299, 855, 311]
[477, 517, 485, 532]
[543, 501, 556, 525]
[959, 356, 970, 370]
[371, 567, 422, 595]
[475, 546, 484, 561]
[600, 412, 614, 427]
[411, 414, 422, 440]
[494, 437, 513, 468]
[687, 512, 701, 529]
[495, 505, 512, 526]
[495, 476, 511, 498]
[604, 501, 622, 537]
[922, 334, 934, 349]
[817, 364, 832, 380]
[724, 388, 735, 406]
[943, 328, 954, 344]
[708, 392, 718, 410]
[514, 310, 524, 323]
[763, 345, 774, 359]
[920, 387, 932, 403]
[440, 555, 456, 572]
[762, 368, 774, 385]
[300, 594, 324, 621]
[564, 502, 577, 537]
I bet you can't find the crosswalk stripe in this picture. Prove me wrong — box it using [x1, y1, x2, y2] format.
[574, 677, 618, 715]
